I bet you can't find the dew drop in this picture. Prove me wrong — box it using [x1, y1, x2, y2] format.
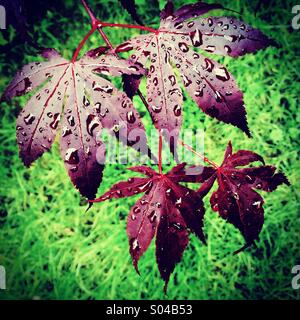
[245, 175, 254, 183]
[195, 88, 204, 97]
[126, 111, 136, 123]
[168, 75, 176, 86]
[62, 126, 72, 137]
[224, 45, 232, 53]
[150, 65, 155, 73]
[50, 113, 60, 129]
[153, 77, 158, 86]
[215, 91, 223, 102]
[178, 42, 189, 53]
[67, 115, 75, 127]
[187, 21, 194, 28]
[83, 96, 90, 107]
[151, 105, 162, 114]
[215, 67, 230, 81]
[133, 206, 141, 214]
[128, 177, 135, 183]
[24, 114, 35, 125]
[189, 29, 203, 47]
[182, 75, 192, 87]
[65, 148, 79, 164]
[94, 102, 102, 113]
[86, 114, 100, 136]
[173, 105, 182, 116]
[203, 58, 214, 72]
[174, 22, 183, 29]
[205, 45, 216, 53]
[132, 239, 139, 250]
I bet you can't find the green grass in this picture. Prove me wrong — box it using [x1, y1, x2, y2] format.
[0, 0, 299, 300]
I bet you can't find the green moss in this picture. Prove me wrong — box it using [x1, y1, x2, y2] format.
[0, 0, 299, 300]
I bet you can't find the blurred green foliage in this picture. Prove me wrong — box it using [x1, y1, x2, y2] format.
[0, 0, 299, 300]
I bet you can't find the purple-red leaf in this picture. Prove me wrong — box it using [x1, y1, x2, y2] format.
[2, 48, 147, 199]
[91, 164, 207, 290]
[197, 142, 289, 246]
[116, 1, 272, 146]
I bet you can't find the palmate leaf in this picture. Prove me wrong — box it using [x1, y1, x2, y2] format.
[1, 48, 147, 199]
[196, 142, 290, 247]
[117, 1, 273, 150]
[91, 163, 209, 291]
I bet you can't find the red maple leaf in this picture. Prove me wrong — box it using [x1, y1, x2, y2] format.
[91, 163, 211, 291]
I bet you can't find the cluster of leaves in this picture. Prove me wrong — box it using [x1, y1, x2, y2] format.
[1, 0, 289, 290]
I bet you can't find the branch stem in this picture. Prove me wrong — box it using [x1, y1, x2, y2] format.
[178, 139, 219, 169]
[158, 132, 163, 174]
[71, 26, 97, 62]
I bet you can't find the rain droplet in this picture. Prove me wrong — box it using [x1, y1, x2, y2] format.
[50, 113, 60, 129]
[208, 18, 213, 27]
[233, 192, 239, 200]
[215, 91, 223, 102]
[151, 105, 162, 113]
[83, 96, 90, 107]
[173, 105, 182, 116]
[47, 112, 53, 118]
[240, 24, 246, 30]
[121, 100, 129, 109]
[252, 201, 261, 208]
[153, 77, 158, 86]
[133, 206, 141, 214]
[205, 45, 216, 53]
[128, 178, 135, 183]
[189, 29, 203, 47]
[215, 67, 230, 81]
[173, 222, 183, 230]
[132, 239, 139, 250]
[24, 114, 35, 125]
[94, 102, 102, 113]
[178, 42, 189, 53]
[175, 198, 182, 208]
[182, 75, 192, 87]
[224, 45, 232, 53]
[65, 148, 79, 165]
[62, 126, 72, 137]
[126, 111, 136, 123]
[113, 124, 120, 132]
[203, 58, 214, 72]
[224, 35, 238, 42]
[245, 175, 254, 183]
[168, 75, 176, 86]
[187, 21, 195, 28]
[86, 114, 100, 136]
[195, 88, 204, 97]
[150, 65, 155, 73]
[148, 210, 157, 223]
[174, 22, 183, 29]
[67, 115, 75, 126]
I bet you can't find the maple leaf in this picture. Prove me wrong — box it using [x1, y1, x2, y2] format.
[117, 1, 273, 149]
[196, 141, 290, 248]
[1, 48, 147, 199]
[91, 163, 209, 291]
